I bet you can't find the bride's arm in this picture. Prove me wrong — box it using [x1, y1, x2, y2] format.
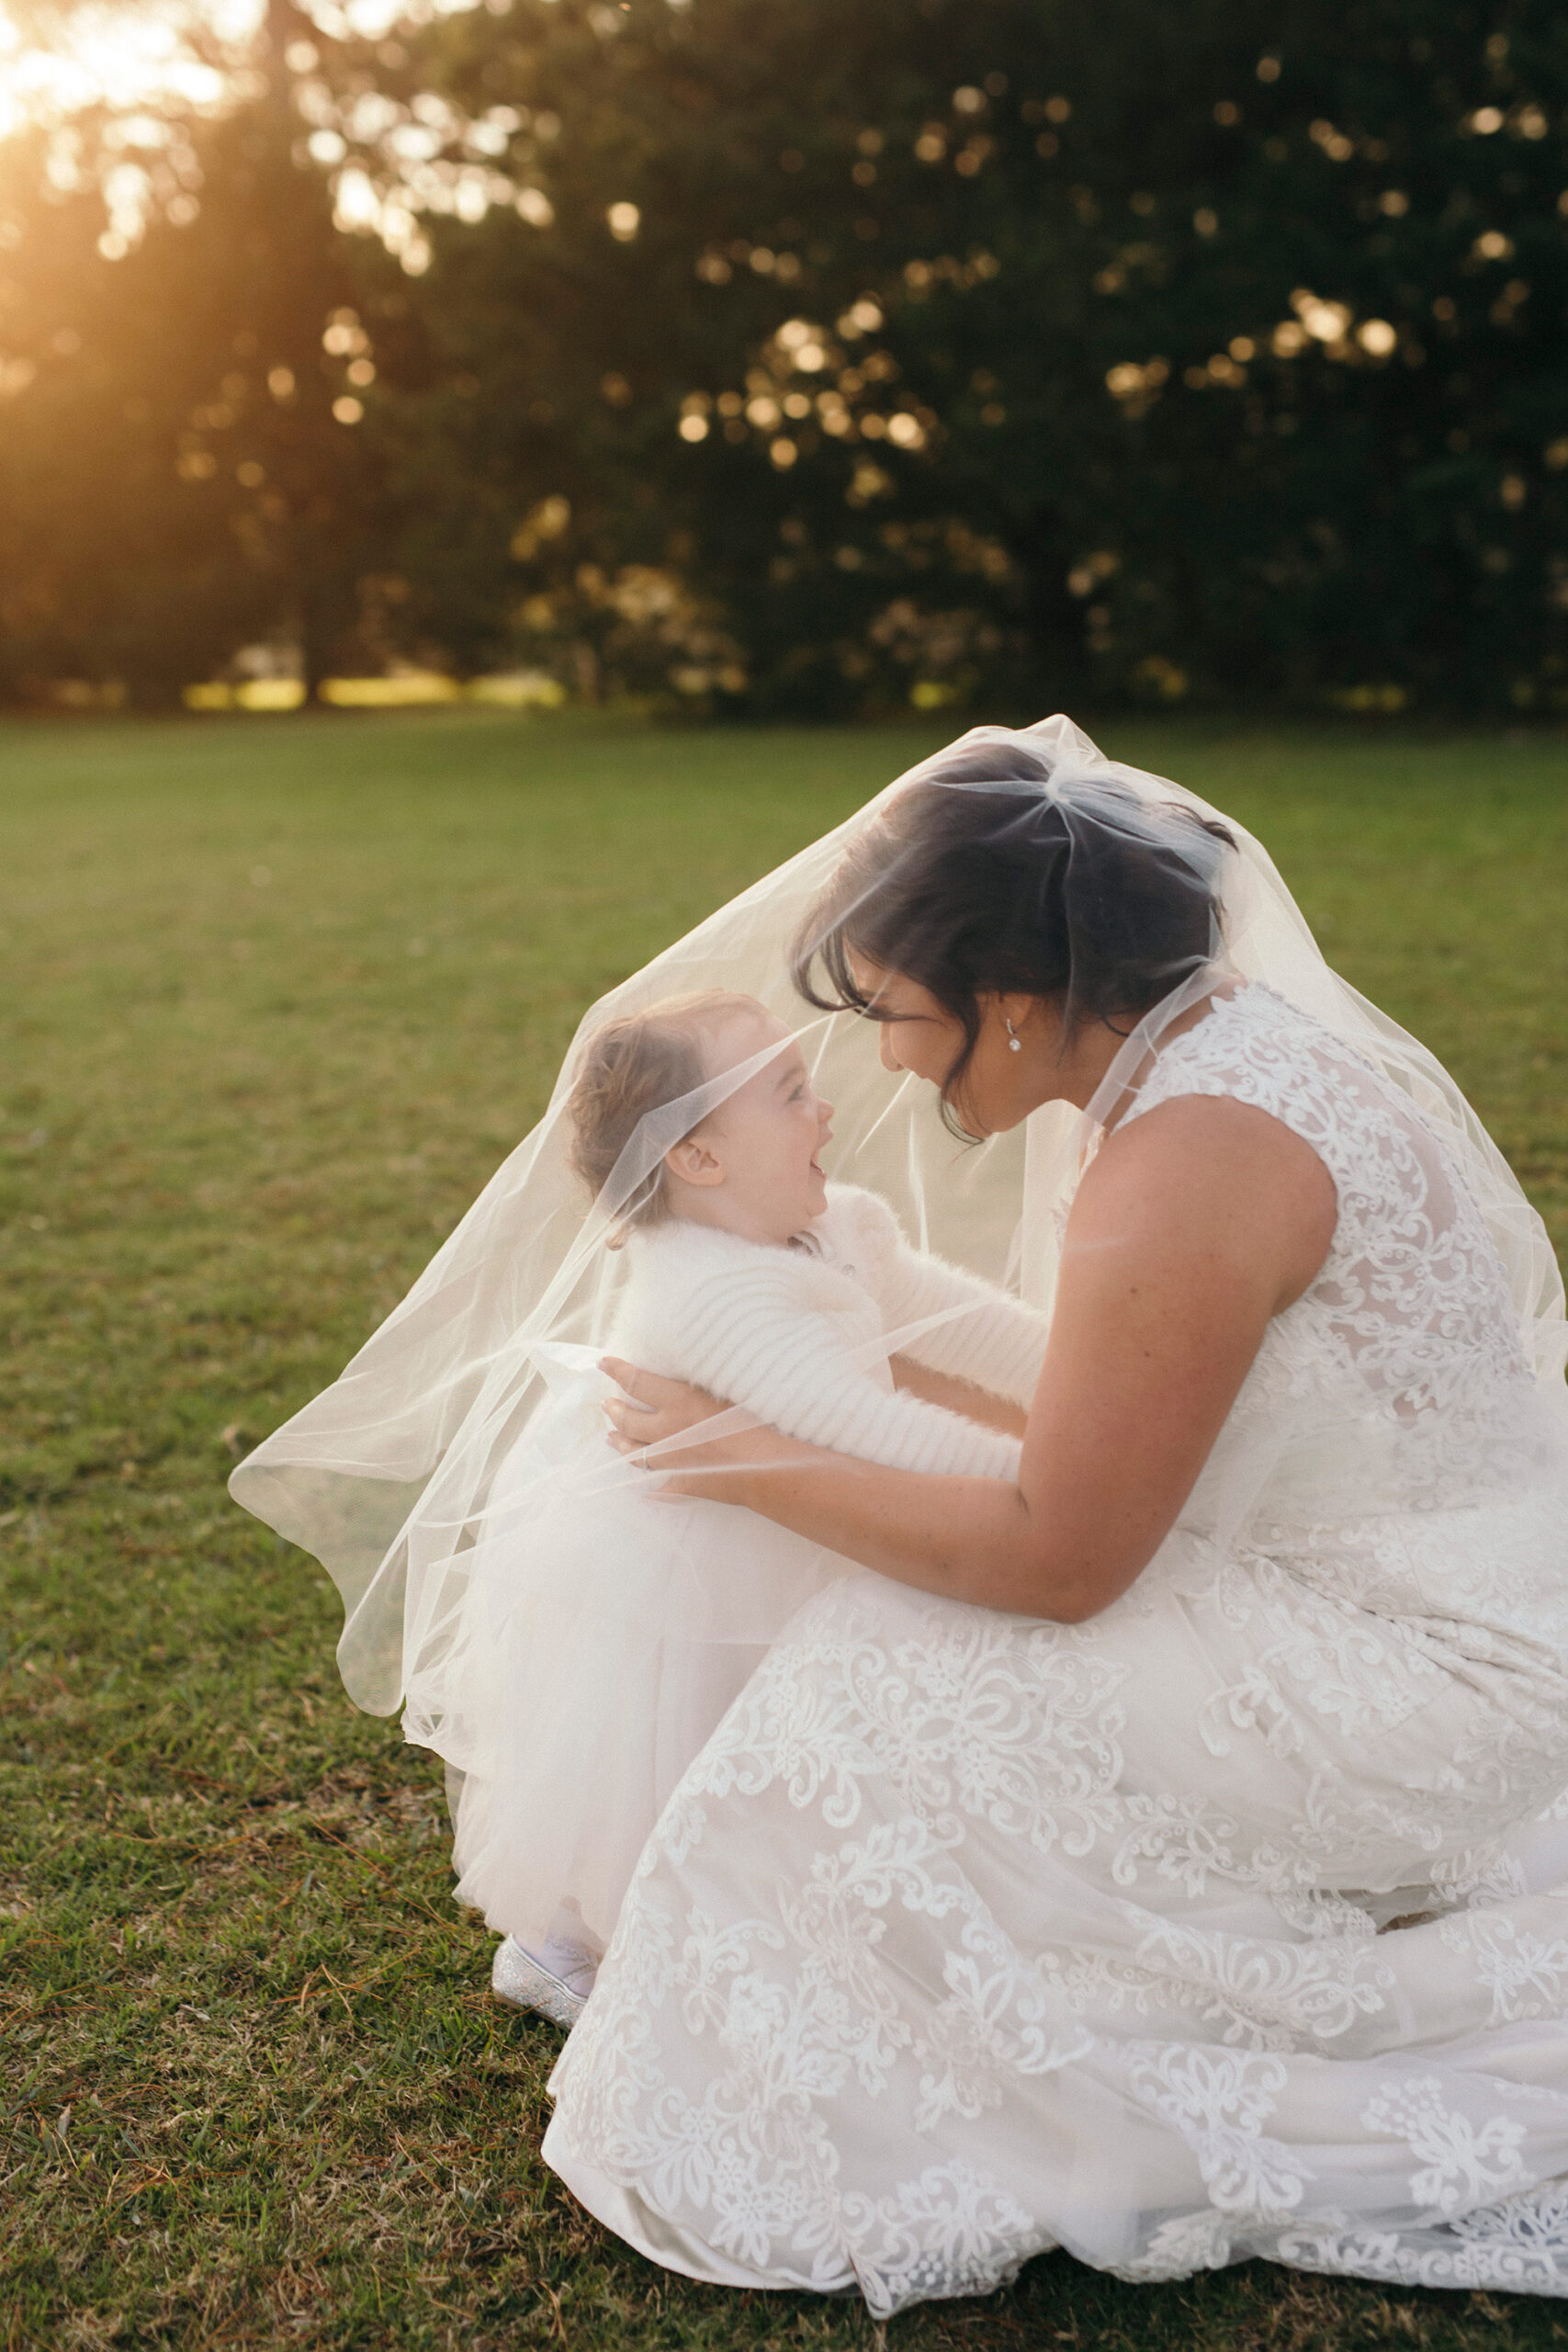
[605, 1097, 1336, 1623]
[887, 1355, 1028, 1438]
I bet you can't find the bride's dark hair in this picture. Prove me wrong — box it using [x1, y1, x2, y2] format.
[791, 742, 1234, 1136]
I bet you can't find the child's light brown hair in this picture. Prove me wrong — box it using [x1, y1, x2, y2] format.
[565, 990, 767, 1238]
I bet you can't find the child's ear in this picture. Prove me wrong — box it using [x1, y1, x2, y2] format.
[664, 1136, 726, 1190]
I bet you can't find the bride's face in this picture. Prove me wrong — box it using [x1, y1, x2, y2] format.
[845, 953, 1063, 1136]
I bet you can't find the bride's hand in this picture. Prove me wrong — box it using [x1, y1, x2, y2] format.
[601, 1358, 721, 1454]
[599, 1358, 778, 1498]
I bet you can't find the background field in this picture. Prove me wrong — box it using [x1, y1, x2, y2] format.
[3, 708, 1567, 2352]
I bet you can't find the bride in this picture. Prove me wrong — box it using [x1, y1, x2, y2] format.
[544, 722, 1568, 2312]
[232, 717, 1568, 2315]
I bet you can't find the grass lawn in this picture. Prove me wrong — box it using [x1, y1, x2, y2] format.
[3, 706, 1567, 2352]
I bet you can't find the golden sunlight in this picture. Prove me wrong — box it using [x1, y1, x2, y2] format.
[0, 1, 252, 141]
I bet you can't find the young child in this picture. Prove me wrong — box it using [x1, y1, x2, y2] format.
[440, 989, 1047, 2025]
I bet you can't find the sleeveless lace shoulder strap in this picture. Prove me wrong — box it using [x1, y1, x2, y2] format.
[1120, 983, 1529, 1408]
[1119, 983, 1366, 1207]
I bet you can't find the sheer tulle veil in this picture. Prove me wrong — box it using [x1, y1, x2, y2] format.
[229, 715, 1566, 1722]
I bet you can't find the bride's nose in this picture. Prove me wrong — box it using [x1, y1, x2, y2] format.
[877, 1026, 901, 1074]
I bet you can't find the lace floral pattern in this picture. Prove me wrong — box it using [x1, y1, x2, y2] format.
[1124, 985, 1536, 1516]
[544, 983, 1568, 2314]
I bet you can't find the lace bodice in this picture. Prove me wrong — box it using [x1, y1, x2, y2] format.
[1120, 985, 1537, 1530]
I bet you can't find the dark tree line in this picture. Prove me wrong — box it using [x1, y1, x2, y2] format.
[2, 0, 1565, 713]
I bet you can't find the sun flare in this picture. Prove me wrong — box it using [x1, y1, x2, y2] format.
[0, 0, 254, 141]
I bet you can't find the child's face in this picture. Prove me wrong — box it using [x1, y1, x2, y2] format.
[671, 1011, 833, 1244]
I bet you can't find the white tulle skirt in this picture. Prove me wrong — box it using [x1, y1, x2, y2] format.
[413, 1371, 848, 1954]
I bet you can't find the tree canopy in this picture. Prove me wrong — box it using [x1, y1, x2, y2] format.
[2, 0, 1564, 712]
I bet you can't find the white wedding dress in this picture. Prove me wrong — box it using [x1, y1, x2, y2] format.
[543, 981, 1568, 2314]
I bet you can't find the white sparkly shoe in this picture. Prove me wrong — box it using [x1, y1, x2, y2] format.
[491, 1933, 597, 2028]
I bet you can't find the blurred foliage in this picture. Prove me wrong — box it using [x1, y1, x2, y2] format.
[1, 0, 1566, 711]
[0, 4, 391, 699]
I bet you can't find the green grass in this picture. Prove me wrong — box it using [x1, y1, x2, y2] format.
[3, 706, 1567, 2352]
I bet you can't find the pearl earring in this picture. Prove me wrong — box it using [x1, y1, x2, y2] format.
[1005, 1016, 1022, 1054]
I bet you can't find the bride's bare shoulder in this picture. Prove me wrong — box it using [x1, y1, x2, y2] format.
[1075, 1094, 1337, 1309]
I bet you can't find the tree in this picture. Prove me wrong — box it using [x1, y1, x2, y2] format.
[3, 0, 1564, 711]
[0, 0, 389, 703]
[323, 0, 1568, 713]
